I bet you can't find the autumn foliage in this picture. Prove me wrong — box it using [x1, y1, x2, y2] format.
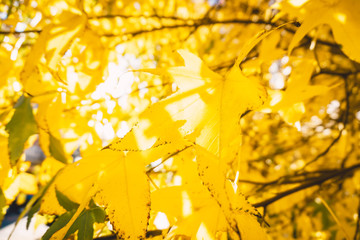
[0, 0, 360, 239]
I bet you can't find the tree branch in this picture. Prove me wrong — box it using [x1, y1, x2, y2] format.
[0, 15, 339, 50]
[253, 163, 360, 208]
[313, 69, 360, 78]
[93, 229, 167, 240]
[0, 29, 41, 35]
[89, 13, 191, 21]
[100, 18, 286, 37]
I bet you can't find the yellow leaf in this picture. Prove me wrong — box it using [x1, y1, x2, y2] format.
[22, 65, 59, 97]
[50, 184, 98, 240]
[110, 49, 266, 172]
[0, 47, 13, 88]
[3, 172, 38, 202]
[108, 26, 291, 173]
[151, 186, 186, 219]
[45, 12, 86, 71]
[40, 150, 122, 214]
[270, 59, 339, 124]
[95, 152, 150, 239]
[67, 30, 105, 97]
[39, 157, 65, 185]
[151, 146, 265, 239]
[41, 149, 150, 239]
[21, 11, 86, 86]
[18, 172, 38, 194]
[0, 135, 11, 187]
[195, 146, 230, 213]
[151, 150, 228, 239]
[272, 59, 317, 109]
[152, 185, 227, 239]
[279, 102, 306, 124]
[196, 146, 265, 239]
[286, 0, 360, 62]
[235, 212, 267, 240]
[167, 204, 227, 240]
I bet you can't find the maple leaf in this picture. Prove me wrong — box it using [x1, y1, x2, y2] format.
[107, 25, 292, 173]
[195, 146, 267, 239]
[40, 25, 277, 237]
[150, 153, 228, 239]
[42, 191, 105, 240]
[269, 59, 340, 124]
[108, 50, 267, 171]
[280, 0, 360, 62]
[40, 149, 150, 240]
[93, 27, 285, 239]
[151, 146, 266, 239]
[21, 9, 86, 94]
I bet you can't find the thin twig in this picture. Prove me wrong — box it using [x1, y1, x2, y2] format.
[302, 76, 350, 169]
[100, 18, 278, 37]
[0, 29, 41, 35]
[302, 130, 344, 169]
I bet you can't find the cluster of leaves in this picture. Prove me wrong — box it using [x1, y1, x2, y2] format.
[0, 0, 360, 239]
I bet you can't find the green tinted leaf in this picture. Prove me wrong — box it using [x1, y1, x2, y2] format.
[311, 202, 335, 230]
[49, 134, 68, 163]
[22, 170, 62, 230]
[26, 199, 40, 229]
[91, 207, 106, 223]
[0, 188, 6, 225]
[55, 188, 79, 211]
[5, 95, 37, 165]
[42, 210, 76, 240]
[64, 206, 106, 240]
[78, 211, 94, 240]
[64, 211, 83, 239]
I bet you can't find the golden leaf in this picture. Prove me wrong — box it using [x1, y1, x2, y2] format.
[41, 149, 150, 239]
[285, 0, 360, 62]
[21, 11, 86, 87]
